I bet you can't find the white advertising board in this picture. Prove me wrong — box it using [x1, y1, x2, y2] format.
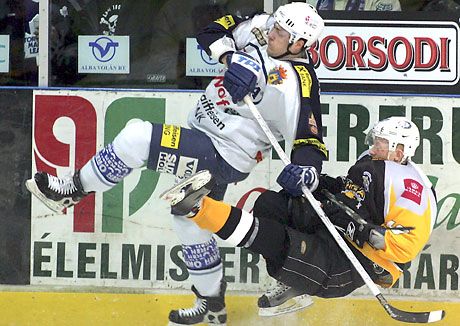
[30, 90, 459, 298]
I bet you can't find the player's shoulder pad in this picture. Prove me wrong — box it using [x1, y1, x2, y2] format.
[212, 14, 244, 31]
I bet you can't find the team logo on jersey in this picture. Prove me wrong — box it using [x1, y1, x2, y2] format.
[363, 171, 372, 192]
[214, 15, 235, 29]
[160, 124, 181, 149]
[402, 178, 423, 205]
[268, 66, 287, 85]
[343, 180, 366, 209]
[308, 112, 318, 135]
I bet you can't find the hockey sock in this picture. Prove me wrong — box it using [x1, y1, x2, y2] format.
[79, 120, 152, 192]
[183, 237, 223, 297]
[193, 197, 256, 247]
[79, 143, 133, 192]
[192, 197, 231, 232]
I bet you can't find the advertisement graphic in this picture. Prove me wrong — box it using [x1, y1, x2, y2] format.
[183, 17, 460, 93]
[312, 21, 459, 85]
[0, 35, 9, 73]
[185, 38, 225, 77]
[78, 35, 130, 74]
[30, 90, 459, 298]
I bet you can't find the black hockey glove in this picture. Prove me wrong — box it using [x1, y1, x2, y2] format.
[224, 51, 262, 103]
[313, 174, 344, 201]
[322, 200, 383, 248]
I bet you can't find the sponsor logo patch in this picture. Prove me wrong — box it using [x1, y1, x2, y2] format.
[294, 65, 312, 98]
[346, 222, 356, 241]
[402, 178, 423, 205]
[160, 124, 181, 149]
[156, 152, 177, 174]
[251, 27, 267, 46]
[214, 15, 235, 29]
[175, 156, 198, 180]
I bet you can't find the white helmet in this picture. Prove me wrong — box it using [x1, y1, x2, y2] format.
[365, 117, 420, 161]
[273, 2, 324, 48]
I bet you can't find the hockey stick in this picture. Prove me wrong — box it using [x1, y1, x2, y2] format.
[322, 189, 415, 232]
[243, 95, 445, 323]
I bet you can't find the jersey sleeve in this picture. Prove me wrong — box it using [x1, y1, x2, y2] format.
[196, 13, 270, 63]
[289, 61, 327, 172]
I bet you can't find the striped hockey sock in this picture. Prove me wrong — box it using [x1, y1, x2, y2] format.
[192, 197, 258, 247]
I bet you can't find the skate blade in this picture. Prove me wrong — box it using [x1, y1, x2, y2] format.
[258, 294, 313, 317]
[25, 179, 66, 213]
[159, 170, 212, 204]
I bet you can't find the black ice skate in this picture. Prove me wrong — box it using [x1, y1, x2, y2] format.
[168, 280, 227, 325]
[258, 281, 313, 317]
[25, 171, 89, 213]
[159, 170, 216, 216]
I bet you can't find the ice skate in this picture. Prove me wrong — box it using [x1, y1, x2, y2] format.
[258, 281, 313, 317]
[25, 171, 89, 213]
[168, 280, 227, 325]
[160, 170, 215, 216]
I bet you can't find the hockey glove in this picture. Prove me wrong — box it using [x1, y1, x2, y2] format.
[277, 164, 319, 197]
[224, 51, 262, 103]
[313, 174, 345, 201]
[322, 200, 384, 249]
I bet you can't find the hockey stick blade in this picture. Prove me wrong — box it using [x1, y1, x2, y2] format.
[377, 294, 445, 323]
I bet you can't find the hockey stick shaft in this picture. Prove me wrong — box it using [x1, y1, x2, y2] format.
[322, 189, 414, 231]
[243, 95, 445, 323]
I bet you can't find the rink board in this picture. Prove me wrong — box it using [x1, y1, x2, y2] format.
[30, 90, 460, 299]
[0, 291, 457, 326]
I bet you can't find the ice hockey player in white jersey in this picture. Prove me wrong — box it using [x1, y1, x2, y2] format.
[26, 2, 327, 324]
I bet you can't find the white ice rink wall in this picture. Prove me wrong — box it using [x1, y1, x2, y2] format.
[29, 89, 459, 301]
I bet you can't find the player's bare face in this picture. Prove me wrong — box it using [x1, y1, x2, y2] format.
[369, 137, 403, 162]
[369, 137, 390, 160]
[267, 23, 291, 57]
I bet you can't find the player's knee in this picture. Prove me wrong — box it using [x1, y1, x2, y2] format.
[112, 120, 153, 168]
[253, 190, 289, 223]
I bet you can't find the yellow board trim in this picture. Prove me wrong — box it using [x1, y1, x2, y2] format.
[0, 291, 456, 325]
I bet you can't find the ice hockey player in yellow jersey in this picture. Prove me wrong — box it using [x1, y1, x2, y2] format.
[161, 116, 436, 316]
